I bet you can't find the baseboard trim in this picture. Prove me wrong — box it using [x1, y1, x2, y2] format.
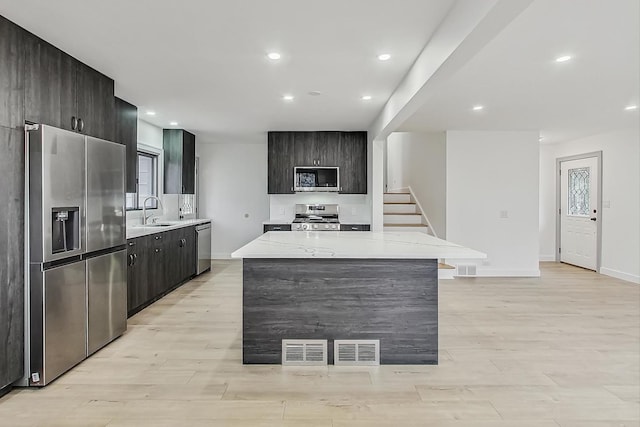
[539, 255, 556, 262]
[600, 267, 640, 284]
[212, 252, 232, 260]
[472, 268, 541, 277]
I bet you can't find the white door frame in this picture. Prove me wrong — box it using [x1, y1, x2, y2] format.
[555, 151, 603, 271]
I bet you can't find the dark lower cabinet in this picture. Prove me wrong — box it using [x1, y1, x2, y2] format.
[263, 224, 292, 232]
[115, 97, 138, 193]
[126, 226, 198, 317]
[0, 127, 24, 393]
[0, 16, 24, 129]
[340, 224, 370, 231]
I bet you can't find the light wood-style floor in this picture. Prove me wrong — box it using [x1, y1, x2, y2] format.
[1, 261, 638, 426]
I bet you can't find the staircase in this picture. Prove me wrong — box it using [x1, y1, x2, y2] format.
[383, 192, 431, 234]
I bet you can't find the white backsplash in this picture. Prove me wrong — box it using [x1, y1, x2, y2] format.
[126, 193, 196, 226]
[269, 194, 371, 223]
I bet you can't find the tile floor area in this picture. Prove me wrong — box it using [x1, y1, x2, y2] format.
[0, 261, 638, 426]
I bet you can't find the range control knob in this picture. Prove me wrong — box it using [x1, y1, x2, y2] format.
[331, 224, 337, 230]
[312, 224, 318, 229]
[324, 224, 329, 229]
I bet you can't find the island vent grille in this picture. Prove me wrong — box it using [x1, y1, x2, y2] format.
[281, 340, 327, 366]
[334, 340, 380, 366]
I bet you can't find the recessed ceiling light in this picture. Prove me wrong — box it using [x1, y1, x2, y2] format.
[625, 105, 638, 111]
[555, 55, 572, 63]
[308, 91, 322, 96]
[146, 111, 156, 116]
[472, 105, 484, 111]
[267, 52, 281, 60]
[377, 54, 391, 61]
[169, 121, 178, 126]
[361, 95, 372, 101]
[282, 95, 294, 101]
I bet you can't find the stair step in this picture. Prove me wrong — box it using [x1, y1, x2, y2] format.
[383, 214, 422, 225]
[384, 224, 430, 234]
[383, 193, 412, 204]
[438, 263, 455, 270]
[384, 203, 419, 214]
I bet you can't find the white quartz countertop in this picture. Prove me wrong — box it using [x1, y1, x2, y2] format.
[231, 231, 486, 259]
[126, 219, 212, 239]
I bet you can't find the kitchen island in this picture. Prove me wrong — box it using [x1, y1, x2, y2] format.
[231, 231, 485, 365]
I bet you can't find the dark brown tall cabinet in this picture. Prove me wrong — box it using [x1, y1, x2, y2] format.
[163, 129, 196, 194]
[115, 97, 138, 193]
[0, 16, 25, 393]
[267, 130, 367, 194]
[1, 14, 122, 394]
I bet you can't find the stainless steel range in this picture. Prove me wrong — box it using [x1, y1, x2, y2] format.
[292, 204, 340, 231]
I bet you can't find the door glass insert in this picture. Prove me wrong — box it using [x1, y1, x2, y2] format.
[568, 167, 590, 216]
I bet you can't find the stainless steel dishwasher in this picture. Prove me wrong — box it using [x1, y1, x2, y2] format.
[196, 222, 212, 274]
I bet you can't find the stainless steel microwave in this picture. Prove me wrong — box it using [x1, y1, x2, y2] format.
[294, 166, 340, 192]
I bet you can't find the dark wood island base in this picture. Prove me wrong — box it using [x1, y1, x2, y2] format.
[242, 258, 438, 365]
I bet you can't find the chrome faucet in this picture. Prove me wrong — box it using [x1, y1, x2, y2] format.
[142, 196, 164, 225]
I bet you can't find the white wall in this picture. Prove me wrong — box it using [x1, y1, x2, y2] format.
[446, 131, 540, 276]
[386, 132, 447, 238]
[196, 139, 269, 258]
[540, 129, 640, 283]
[137, 119, 163, 150]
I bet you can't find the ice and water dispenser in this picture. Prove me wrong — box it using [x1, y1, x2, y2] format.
[51, 207, 80, 254]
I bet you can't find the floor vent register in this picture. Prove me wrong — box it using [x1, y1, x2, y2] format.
[281, 340, 328, 366]
[334, 340, 380, 366]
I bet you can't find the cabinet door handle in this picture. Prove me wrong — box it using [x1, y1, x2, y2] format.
[155, 235, 162, 240]
[128, 241, 136, 247]
[155, 248, 162, 253]
[71, 116, 77, 130]
[77, 118, 84, 132]
[272, 227, 281, 230]
[128, 254, 134, 266]
[351, 227, 358, 231]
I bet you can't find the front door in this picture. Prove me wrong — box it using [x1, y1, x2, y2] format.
[560, 157, 599, 270]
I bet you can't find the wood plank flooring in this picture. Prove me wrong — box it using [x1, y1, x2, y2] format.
[0, 261, 638, 426]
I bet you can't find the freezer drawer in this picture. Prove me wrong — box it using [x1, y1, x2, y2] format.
[29, 261, 87, 386]
[87, 250, 127, 355]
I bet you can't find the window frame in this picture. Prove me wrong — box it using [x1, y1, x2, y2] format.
[126, 144, 162, 211]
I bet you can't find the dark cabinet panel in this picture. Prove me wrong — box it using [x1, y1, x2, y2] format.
[126, 238, 148, 314]
[267, 132, 295, 194]
[149, 233, 167, 296]
[0, 16, 24, 129]
[115, 97, 138, 193]
[180, 226, 197, 280]
[267, 131, 367, 194]
[23, 32, 76, 131]
[339, 131, 367, 194]
[75, 62, 115, 141]
[263, 224, 292, 232]
[340, 224, 370, 231]
[163, 229, 183, 291]
[0, 127, 24, 391]
[163, 129, 196, 194]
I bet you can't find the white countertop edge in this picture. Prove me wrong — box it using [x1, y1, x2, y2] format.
[231, 231, 486, 260]
[262, 219, 372, 225]
[126, 218, 212, 239]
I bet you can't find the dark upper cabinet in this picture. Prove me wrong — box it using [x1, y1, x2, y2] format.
[268, 132, 296, 194]
[163, 129, 196, 194]
[0, 16, 24, 129]
[22, 28, 115, 140]
[267, 131, 367, 194]
[115, 97, 138, 193]
[338, 131, 367, 194]
[23, 31, 76, 132]
[75, 61, 115, 141]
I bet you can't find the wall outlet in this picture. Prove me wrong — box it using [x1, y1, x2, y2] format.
[499, 210, 508, 219]
[603, 200, 611, 208]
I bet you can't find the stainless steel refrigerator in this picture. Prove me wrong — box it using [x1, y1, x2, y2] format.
[22, 124, 127, 386]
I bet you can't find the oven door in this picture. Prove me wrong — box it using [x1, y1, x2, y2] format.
[294, 167, 339, 192]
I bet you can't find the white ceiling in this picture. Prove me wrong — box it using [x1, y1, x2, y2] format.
[398, 0, 640, 143]
[0, 0, 456, 142]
